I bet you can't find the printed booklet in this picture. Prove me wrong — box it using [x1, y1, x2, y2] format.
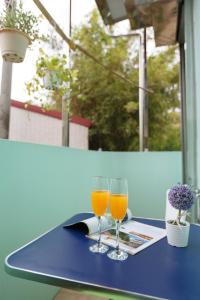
[64, 210, 166, 255]
[89, 219, 166, 255]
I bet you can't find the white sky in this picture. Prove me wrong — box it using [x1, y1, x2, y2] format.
[0, 0, 96, 101]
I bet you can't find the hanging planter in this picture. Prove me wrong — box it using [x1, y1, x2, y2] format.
[26, 49, 71, 111]
[0, 28, 30, 63]
[0, 1, 39, 63]
[43, 69, 62, 90]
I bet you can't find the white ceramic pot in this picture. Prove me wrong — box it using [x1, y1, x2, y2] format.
[0, 28, 31, 63]
[166, 220, 190, 247]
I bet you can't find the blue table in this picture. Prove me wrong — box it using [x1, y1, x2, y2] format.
[5, 214, 200, 300]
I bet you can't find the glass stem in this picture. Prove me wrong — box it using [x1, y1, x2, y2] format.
[116, 220, 121, 254]
[97, 216, 102, 248]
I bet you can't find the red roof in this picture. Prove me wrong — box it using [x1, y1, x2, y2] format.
[11, 100, 92, 128]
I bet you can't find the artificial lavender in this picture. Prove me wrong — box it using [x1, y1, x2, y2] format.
[168, 184, 195, 211]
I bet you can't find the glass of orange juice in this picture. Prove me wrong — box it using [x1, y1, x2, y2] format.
[107, 178, 128, 261]
[89, 176, 110, 253]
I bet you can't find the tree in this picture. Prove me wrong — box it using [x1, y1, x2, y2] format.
[70, 9, 180, 151]
[148, 46, 180, 150]
[71, 10, 139, 151]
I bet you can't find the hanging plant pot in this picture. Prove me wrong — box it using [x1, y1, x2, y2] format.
[0, 28, 31, 63]
[43, 70, 62, 90]
[166, 220, 190, 247]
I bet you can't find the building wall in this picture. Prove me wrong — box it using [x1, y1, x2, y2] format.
[9, 106, 89, 149]
[70, 122, 89, 150]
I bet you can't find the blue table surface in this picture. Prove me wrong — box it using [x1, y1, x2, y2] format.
[5, 214, 200, 300]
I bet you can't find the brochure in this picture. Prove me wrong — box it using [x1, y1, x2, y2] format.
[64, 211, 166, 255]
[64, 209, 133, 235]
[89, 220, 166, 255]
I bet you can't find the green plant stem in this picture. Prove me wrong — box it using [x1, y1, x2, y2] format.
[178, 209, 181, 224]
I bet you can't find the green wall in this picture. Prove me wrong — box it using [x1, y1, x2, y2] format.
[0, 140, 182, 300]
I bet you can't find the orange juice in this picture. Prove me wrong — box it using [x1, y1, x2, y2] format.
[92, 190, 109, 216]
[110, 194, 128, 220]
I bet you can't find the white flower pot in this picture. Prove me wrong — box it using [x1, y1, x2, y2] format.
[0, 28, 31, 63]
[166, 220, 190, 247]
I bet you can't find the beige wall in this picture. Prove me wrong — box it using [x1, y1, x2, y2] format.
[9, 107, 89, 149]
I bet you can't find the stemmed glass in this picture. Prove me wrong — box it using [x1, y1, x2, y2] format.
[89, 176, 110, 253]
[107, 178, 128, 261]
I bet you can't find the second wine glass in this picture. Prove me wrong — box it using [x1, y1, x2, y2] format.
[89, 176, 110, 253]
[107, 178, 128, 261]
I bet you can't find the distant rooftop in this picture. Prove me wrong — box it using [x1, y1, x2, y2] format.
[11, 100, 92, 128]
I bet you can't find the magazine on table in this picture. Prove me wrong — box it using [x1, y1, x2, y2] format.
[89, 219, 166, 255]
[64, 209, 133, 235]
[64, 210, 166, 255]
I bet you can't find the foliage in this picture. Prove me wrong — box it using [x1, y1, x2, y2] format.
[71, 10, 139, 151]
[26, 49, 71, 111]
[0, 1, 39, 41]
[147, 47, 181, 150]
[70, 9, 180, 151]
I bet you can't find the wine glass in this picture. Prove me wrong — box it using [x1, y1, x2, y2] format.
[89, 176, 110, 253]
[107, 178, 128, 261]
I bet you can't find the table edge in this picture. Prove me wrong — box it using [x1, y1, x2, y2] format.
[5, 256, 166, 300]
[6, 215, 199, 300]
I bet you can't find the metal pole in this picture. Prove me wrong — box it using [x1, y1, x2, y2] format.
[143, 28, 148, 151]
[139, 28, 148, 151]
[62, 0, 71, 147]
[139, 33, 144, 151]
[104, 29, 148, 151]
[0, 0, 14, 139]
[0, 61, 12, 138]
[135, 31, 148, 151]
[179, 42, 187, 184]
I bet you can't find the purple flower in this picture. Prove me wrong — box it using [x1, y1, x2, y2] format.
[168, 184, 195, 211]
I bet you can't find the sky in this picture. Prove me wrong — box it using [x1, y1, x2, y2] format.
[0, 0, 96, 101]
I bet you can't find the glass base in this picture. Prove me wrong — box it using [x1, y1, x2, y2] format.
[107, 249, 128, 261]
[89, 243, 109, 254]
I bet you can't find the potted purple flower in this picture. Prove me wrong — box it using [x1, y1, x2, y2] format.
[166, 184, 195, 247]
